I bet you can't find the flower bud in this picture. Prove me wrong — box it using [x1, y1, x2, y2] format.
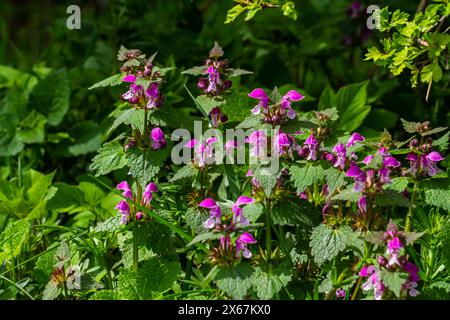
[409, 138, 419, 149]
[143, 68, 152, 77]
[135, 212, 144, 221]
[222, 80, 232, 90]
[198, 78, 208, 90]
[377, 255, 387, 267]
[130, 96, 139, 104]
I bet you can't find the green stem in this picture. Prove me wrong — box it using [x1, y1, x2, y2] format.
[265, 200, 272, 268]
[351, 276, 363, 300]
[405, 183, 418, 232]
[133, 224, 139, 273]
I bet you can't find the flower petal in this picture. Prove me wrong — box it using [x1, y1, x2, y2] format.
[199, 198, 217, 209]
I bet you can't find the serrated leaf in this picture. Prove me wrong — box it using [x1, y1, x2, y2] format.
[383, 177, 409, 192]
[187, 232, 223, 246]
[170, 164, 198, 182]
[93, 216, 121, 233]
[243, 202, 263, 223]
[126, 148, 169, 186]
[420, 179, 450, 211]
[227, 68, 253, 77]
[1, 219, 30, 260]
[215, 263, 255, 299]
[181, 66, 207, 76]
[118, 258, 180, 299]
[290, 163, 325, 193]
[272, 200, 320, 227]
[380, 270, 408, 297]
[90, 141, 128, 176]
[324, 167, 347, 196]
[88, 73, 125, 90]
[185, 208, 209, 234]
[332, 188, 362, 202]
[253, 166, 278, 197]
[310, 224, 352, 265]
[252, 265, 293, 300]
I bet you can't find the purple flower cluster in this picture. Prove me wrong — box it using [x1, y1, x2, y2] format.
[115, 181, 158, 224]
[199, 196, 256, 259]
[197, 44, 232, 96]
[248, 88, 304, 125]
[405, 138, 444, 177]
[122, 70, 163, 109]
[359, 221, 420, 300]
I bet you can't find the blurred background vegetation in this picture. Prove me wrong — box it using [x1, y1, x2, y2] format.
[0, 0, 448, 182]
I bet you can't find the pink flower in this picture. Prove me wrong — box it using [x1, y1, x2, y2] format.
[236, 232, 257, 258]
[387, 237, 402, 254]
[117, 181, 133, 199]
[115, 200, 130, 214]
[232, 196, 254, 226]
[246, 130, 267, 158]
[199, 198, 222, 229]
[186, 138, 217, 167]
[280, 90, 304, 119]
[346, 132, 365, 147]
[336, 289, 346, 299]
[143, 182, 158, 205]
[332, 143, 347, 170]
[304, 134, 319, 161]
[248, 88, 269, 115]
[273, 131, 291, 156]
[151, 127, 167, 150]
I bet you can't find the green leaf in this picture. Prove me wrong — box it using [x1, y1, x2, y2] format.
[318, 85, 336, 110]
[272, 200, 320, 227]
[181, 66, 207, 76]
[420, 179, 450, 211]
[290, 163, 325, 193]
[118, 258, 180, 299]
[0, 220, 30, 260]
[380, 270, 408, 297]
[169, 164, 198, 182]
[310, 224, 352, 265]
[383, 177, 409, 192]
[225, 4, 246, 24]
[243, 202, 263, 223]
[31, 68, 70, 126]
[332, 188, 362, 202]
[336, 81, 370, 132]
[324, 167, 347, 196]
[93, 216, 121, 233]
[227, 68, 253, 77]
[253, 166, 278, 197]
[252, 265, 293, 300]
[34, 250, 57, 285]
[89, 290, 120, 300]
[60, 121, 101, 156]
[215, 263, 255, 299]
[46, 182, 84, 212]
[126, 148, 169, 186]
[374, 191, 410, 207]
[17, 111, 47, 144]
[88, 73, 125, 90]
[90, 141, 128, 176]
[187, 232, 223, 246]
[432, 131, 449, 152]
[0, 112, 23, 156]
[185, 208, 209, 234]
